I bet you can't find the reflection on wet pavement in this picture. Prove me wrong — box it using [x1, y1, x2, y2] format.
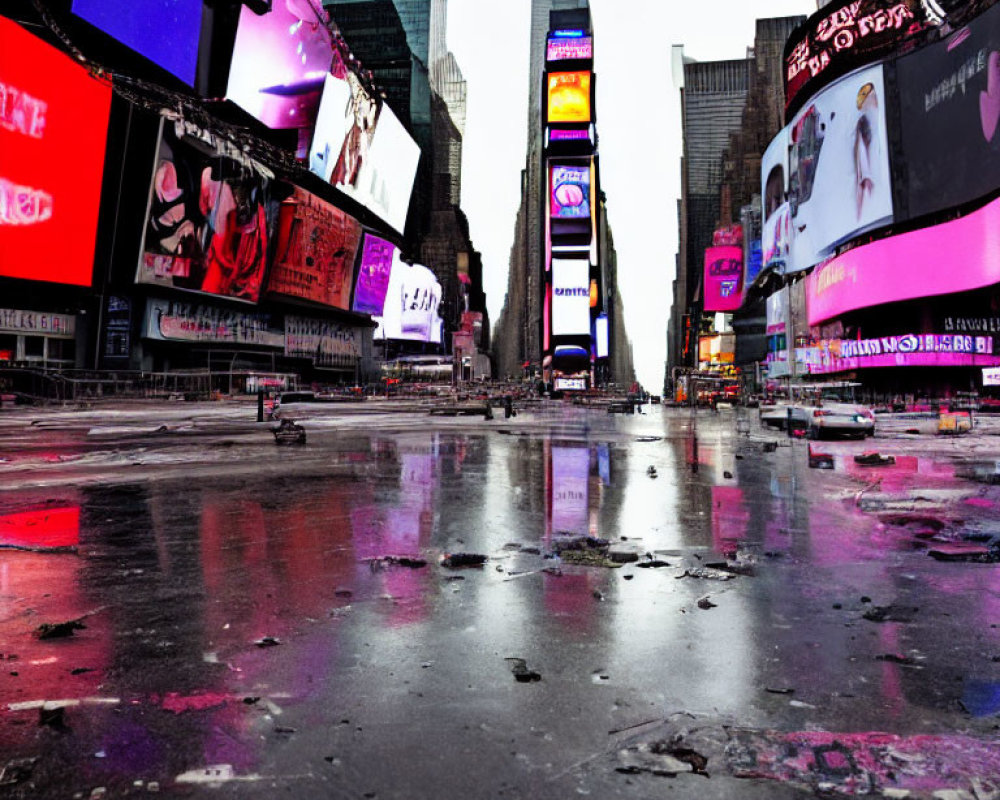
[0, 405, 998, 798]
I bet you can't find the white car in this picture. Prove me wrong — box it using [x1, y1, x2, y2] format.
[807, 402, 875, 439]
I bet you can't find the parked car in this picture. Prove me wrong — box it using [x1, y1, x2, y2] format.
[807, 402, 875, 439]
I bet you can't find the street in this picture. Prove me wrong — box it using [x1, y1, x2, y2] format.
[1, 400, 999, 798]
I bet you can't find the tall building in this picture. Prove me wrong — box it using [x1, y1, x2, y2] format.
[494, 0, 590, 379]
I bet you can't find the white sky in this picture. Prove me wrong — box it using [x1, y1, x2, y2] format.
[447, 0, 816, 390]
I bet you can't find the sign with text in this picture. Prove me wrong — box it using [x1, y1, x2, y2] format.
[551, 259, 591, 336]
[984, 367, 1000, 386]
[810, 333, 1000, 373]
[1, 17, 111, 287]
[784, 0, 931, 119]
[144, 298, 283, 347]
[0, 308, 75, 337]
[374, 257, 442, 343]
[285, 315, 360, 367]
[547, 35, 593, 62]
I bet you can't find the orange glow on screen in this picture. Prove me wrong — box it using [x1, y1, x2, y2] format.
[547, 71, 591, 123]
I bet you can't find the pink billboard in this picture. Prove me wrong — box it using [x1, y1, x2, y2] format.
[807, 195, 1000, 326]
[703, 246, 743, 313]
[809, 334, 1000, 374]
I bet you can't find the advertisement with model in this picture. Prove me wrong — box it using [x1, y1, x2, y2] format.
[373, 257, 443, 343]
[352, 234, 396, 317]
[1, 16, 112, 287]
[267, 187, 363, 310]
[784, 64, 894, 274]
[896, 2, 1000, 220]
[137, 118, 272, 303]
[761, 129, 791, 271]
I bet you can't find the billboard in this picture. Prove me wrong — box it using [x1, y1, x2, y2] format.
[761, 128, 791, 270]
[806, 193, 1000, 325]
[595, 314, 609, 359]
[547, 35, 593, 62]
[285, 315, 360, 367]
[268, 187, 362, 310]
[143, 298, 283, 346]
[784, 0, 933, 119]
[374, 257, 442, 343]
[550, 164, 591, 219]
[703, 246, 744, 313]
[137, 119, 271, 303]
[352, 233, 396, 316]
[72, 0, 203, 87]
[812, 333, 1000, 374]
[897, 3, 1000, 220]
[351, 105, 420, 234]
[551, 259, 591, 336]
[547, 71, 592, 123]
[985, 367, 1000, 386]
[745, 240, 764, 288]
[1, 17, 112, 287]
[226, 0, 333, 130]
[783, 64, 893, 274]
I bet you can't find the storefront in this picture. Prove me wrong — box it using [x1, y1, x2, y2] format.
[0, 309, 77, 369]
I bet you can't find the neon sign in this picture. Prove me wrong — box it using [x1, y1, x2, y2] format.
[547, 36, 593, 61]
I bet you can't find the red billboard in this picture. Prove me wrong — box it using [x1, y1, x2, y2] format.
[1, 17, 111, 286]
[267, 187, 362, 310]
[703, 246, 744, 312]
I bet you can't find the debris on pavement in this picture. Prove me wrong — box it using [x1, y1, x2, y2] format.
[0, 758, 37, 787]
[504, 658, 542, 683]
[636, 559, 671, 569]
[927, 543, 999, 563]
[553, 536, 621, 568]
[696, 596, 717, 610]
[39, 704, 66, 729]
[807, 444, 834, 470]
[35, 619, 86, 639]
[765, 687, 795, 695]
[440, 553, 487, 568]
[617, 737, 710, 778]
[875, 654, 919, 666]
[675, 567, 735, 582]
[366, 556, 428, 570]
[647, 465, 658, 479]
[253, 636, 281, 648]
[862, 605, 919, 623]
[854, 452, 896, 467]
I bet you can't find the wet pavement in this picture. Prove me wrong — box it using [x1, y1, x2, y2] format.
[1, 400, 999, 798]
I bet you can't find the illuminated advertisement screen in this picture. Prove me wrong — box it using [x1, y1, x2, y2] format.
[897, 3, 1000, 220]
[72, 0, 203, 86]
[703, 246, 744, 313]
[551, 259, 591, 336]
[226, 0, 333, 130]
[0, 507, 79, 549]
[268, 187, 362, 310]
[784, 64, 893, 274]
[745, 240, 764, 287]
[551, 446, 589, 536]
[546, 35, 593, 62]
[550, 164, 591, 219]
[353, 233, 396, 316]
[811, 333, 1000, 374]
[784, 0, 933, 119]
[549, 129, 591, 143]
[807, 194, 1000, 325]
[144, 298, 284, 346]
[595, 314, 609, 359]
[137, 119, 271, 303]
[761, 128, 790, 270]
[985, 367, 1000, 386]
[547, 71, 591, 124]
[1, 17, 111, 287]
[310, 80, 418, 234]
[374, 257, 442, 342]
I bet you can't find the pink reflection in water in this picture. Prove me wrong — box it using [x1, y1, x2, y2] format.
[712, 486, 748, 557]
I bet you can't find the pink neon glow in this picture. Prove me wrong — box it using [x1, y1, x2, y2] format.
[809, 351, 1000, 375]
[703, 246, 743, 313]
[807, 196, 1000, 325]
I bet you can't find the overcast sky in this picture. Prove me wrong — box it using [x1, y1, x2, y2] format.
[447, 0, 816, 390]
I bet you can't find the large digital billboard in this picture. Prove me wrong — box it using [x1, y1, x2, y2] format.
[761, 128, 791, 270]
[137, 119, 271, 303]
[546, 34, 593, 62]
[547, 71, 592, 124]
[811, 333, 1000, 374]
[550, 164, 591, 219]
[226, 0, 333, 130]
[551, 259, 591, 336]
[285, 316, 360, 367]
[144, 299, 283, 346]
[780, 64, 893, 274]
[784, 0, 933, 119]
[352, 233, 396, 316]
[268, 187, 362, 310]
[374, 257, 442, 343]
[72, 0, 203, 87]
[309, 78, 418, 234]
[807, 194, 1000, 325]
[703, 246, 744, 312]
[1, 17, 111, 287]
[897, 2, 1000, 220]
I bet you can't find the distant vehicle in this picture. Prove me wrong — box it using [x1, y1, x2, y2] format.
[761, 382, 875, 439]
[807, 402, 875, 439]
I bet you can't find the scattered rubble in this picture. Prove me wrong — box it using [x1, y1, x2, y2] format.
[504, 658, 542, 683]
[855, 452, 896, 467]
[366, 556, 428, 570]
[440, 553, 487, 568]
[35, 619, 86, 640]
[253, 636, 281, 648]
[862, 605, 919, 623]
